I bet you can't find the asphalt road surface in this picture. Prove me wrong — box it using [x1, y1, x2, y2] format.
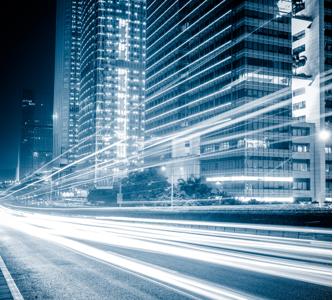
[0, 206, 331, 300]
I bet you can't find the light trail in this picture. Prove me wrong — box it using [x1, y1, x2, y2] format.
[2, 138, 129, 200]
[25, 109, 331, 200]
[4, 77, 332, 202]
[9, 87, 289, 197]
[12, 108, 332, 201]
[0, 206, 331, 290]
[0, 206, 267, 300]
[27, 214, 331, 265]
[4, 126, 106, 195]
[4, 1, 331, 203]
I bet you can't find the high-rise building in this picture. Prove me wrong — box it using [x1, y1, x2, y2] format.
[145, 0, 293, 202]
[32, 123, 53, 172]
[77, 0, 146, 187]
[53, 0, 146, 188]
[19, 90, 36, 180]
[291, 0, 332, 203]
[19, 90, 53, 180]
[53, 0, 81, 164]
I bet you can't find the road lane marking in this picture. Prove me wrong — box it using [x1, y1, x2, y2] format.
[0, 256, 24, 300]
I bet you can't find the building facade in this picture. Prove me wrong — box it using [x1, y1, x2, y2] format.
[32, 123, 53, 172]
[19, 90, 36, 180]
[291, 0, 332, 203]
[292, 122, 316, 202]
[146, 0, 293, 202]
[78, 0, 146, 187]
[53, 0, 82, 164]
[53, 0, 146, 188]
[19, 90, 53, 180]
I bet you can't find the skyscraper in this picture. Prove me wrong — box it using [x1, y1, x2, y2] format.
[19, 90, 36, 180]
[19, 90, 53, 180]
[145, 0, 293, 201]
[32, 122, 53, 172]
[291, 0, 332, 203]
[53, 0, 81, 164]
[77, 0, 146, 186]
[54, 0, 146, 188]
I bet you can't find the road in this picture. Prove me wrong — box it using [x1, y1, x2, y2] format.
[0, 206, 331, 300]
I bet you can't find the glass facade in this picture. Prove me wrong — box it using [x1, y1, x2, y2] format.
[323, 0, 332, 200]
[32, 124, 53, 171]
[20, 90, 53, 180]
[77, 0, 146, 186]
[19, 93, 36, 180]
[146, 0, 293, 201]
[53, 0, 82, 163]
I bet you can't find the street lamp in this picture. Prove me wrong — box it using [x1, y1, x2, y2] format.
[117, 180, 123, 207]
[161, 165, 183, 208]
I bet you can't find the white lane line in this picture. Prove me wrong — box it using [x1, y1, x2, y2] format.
[0, 256, 24, 300]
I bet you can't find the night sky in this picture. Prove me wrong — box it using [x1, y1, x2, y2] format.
[0, 0, 56, 178]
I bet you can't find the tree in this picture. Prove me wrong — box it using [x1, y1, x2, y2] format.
[121, 168, 170, 201]
[177, 176, 212, 199]
[87, 189, 117, 204]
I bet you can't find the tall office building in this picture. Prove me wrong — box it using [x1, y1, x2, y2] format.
[19, 90, 36, 180]
[53, 0, 145, 188]
[77, 0, 146, 186]
[53, 0, 81, 164]
[19, 90, 53, 180]
[291, 0, 332, 203]
[32, 123, 53, 172]
[146, 0, 293, 201]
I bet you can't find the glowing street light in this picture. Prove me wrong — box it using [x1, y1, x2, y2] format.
[319, 129, 331, 141]
[161, 165, 184, 208]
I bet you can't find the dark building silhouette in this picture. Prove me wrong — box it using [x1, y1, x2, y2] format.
[19, 90, 36, 180]
[19, 90, 52, 180]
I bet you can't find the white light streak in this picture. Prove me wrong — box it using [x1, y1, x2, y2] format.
[207, 176, 293, 183]
[0, 207, 331, 289]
